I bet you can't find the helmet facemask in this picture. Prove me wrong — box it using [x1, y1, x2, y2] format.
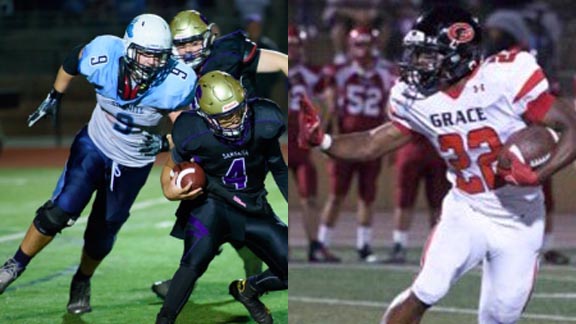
[398, 6, 482, 98]
[124, 43, 171, 87]
[120, 14, 173, 99]
[170, 10, 217, 69]
[197, 100, 249, 140]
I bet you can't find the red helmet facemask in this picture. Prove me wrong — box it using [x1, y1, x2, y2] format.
[288, 24, 305, 63]
[348, 27, 377, 64]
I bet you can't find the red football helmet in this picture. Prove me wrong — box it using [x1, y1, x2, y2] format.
[289, 24, 306, 63]
[347, 26, 378, 63]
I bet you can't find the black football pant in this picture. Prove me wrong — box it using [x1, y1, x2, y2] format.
[157, 197, 287, 321]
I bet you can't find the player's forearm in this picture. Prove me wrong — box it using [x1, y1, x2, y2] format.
[324, 123, 411, 161]
[53, 67, 76, 94]
[53, 45, 83, 93]
[160, 165, 175, 199]
[257, 49, 288, 76]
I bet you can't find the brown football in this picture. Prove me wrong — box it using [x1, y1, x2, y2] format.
[172, 161, 206, 190]
[497, 126, 558, 170]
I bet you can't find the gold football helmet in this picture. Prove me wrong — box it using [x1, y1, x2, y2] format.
[195, 71, 249, 140]
[170, 10, 217, 68]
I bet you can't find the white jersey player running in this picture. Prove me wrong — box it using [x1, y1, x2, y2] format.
[298, 5, 576, 324]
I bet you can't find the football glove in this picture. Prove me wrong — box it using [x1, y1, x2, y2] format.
[497, 151, 540, 186]
[139, 133, 170, 157]
[298, 95, 324, 149]
[27, 88, 63, 127]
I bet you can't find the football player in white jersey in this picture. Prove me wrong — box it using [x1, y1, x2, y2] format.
[299, 5, 576, 324]
[0, 14, 197, 315]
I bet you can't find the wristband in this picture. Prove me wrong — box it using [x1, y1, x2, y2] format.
[49, 88, 64, 100]
[320, 134, 333, 151]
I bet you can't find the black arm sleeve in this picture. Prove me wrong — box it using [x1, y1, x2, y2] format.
[62, 44, 84, 76]
[266, 140, 288, 202]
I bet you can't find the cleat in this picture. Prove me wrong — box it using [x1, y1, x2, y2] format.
[67, 278, 92, 315]
[0, 258, 25, 294]
[151, 279, 171, 300]
[543, 250, 570, 265]
[383, 243, 407, 264]
[229, 279, 273, 324]
[358, 245, 379, 263]
[308, 242, 341, 263]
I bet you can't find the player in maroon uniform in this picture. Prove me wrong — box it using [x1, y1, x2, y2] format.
[387, 134, 450, 263]
[288, 25, 338, 262]
[317, 26, 395, 262]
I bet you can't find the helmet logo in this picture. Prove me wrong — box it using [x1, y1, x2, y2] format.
[222, 101, 239, 112]
[127, 20, 135, 37]
[447, 22, 474, 43]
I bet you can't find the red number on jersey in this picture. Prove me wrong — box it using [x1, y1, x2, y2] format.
[488, 51, 519, 64]
[438, 127, 503, 194]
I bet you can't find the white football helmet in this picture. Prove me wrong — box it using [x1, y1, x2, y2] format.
[121, 14, 172, 94]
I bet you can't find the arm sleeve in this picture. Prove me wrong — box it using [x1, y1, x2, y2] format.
[62, 44, 84, 75]
[265, 140, 288, 202]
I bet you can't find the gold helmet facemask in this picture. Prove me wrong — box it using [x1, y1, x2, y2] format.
[170, 10, 217, 69]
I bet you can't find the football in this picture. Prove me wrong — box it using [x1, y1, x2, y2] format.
[497, 125, 559, 170]
[171, 161, 206, 190]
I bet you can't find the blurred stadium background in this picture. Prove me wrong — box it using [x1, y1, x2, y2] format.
[288, 1, 576, 323]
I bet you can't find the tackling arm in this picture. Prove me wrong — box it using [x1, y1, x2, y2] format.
[27, 47, 83, 127]
[256, 49, 288, 76]
[535, 97, 576, 180]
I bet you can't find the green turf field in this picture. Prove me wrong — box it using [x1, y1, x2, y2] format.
[0, 167, 287, 324]
[289, 247, 576, 324]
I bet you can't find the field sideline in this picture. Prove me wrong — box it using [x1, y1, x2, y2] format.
[0, 167, 287, 324]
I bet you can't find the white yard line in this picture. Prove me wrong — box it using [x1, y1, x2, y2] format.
[289, 296, 576, 322]
[0, 197, 169, 243]
[532, 292, 576, 299]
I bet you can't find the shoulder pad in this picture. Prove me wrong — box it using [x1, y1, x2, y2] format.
[172, 111, 209, 152]
[251, 98, 286, 139]
[217, 30, 258, 63]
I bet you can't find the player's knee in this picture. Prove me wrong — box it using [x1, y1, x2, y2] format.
[480, 294, 526, 324]
[84, 238, 114, 261]
[480, 303, 523, 324]
[412, 278, 451, 305]
[33, 200, 78, 236]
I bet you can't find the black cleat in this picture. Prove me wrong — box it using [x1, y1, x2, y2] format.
[358, 244, 379, 263]
[67, 278, 92, 315]
[544, 250, 570, 265]
[308, 242, 341, 263]
[229, 279, 273, 324]
[383, 243, 407, 264]
[151, 279, 171, 300]
[155, 307, 176, 324]
[0, 258, 25, 294]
